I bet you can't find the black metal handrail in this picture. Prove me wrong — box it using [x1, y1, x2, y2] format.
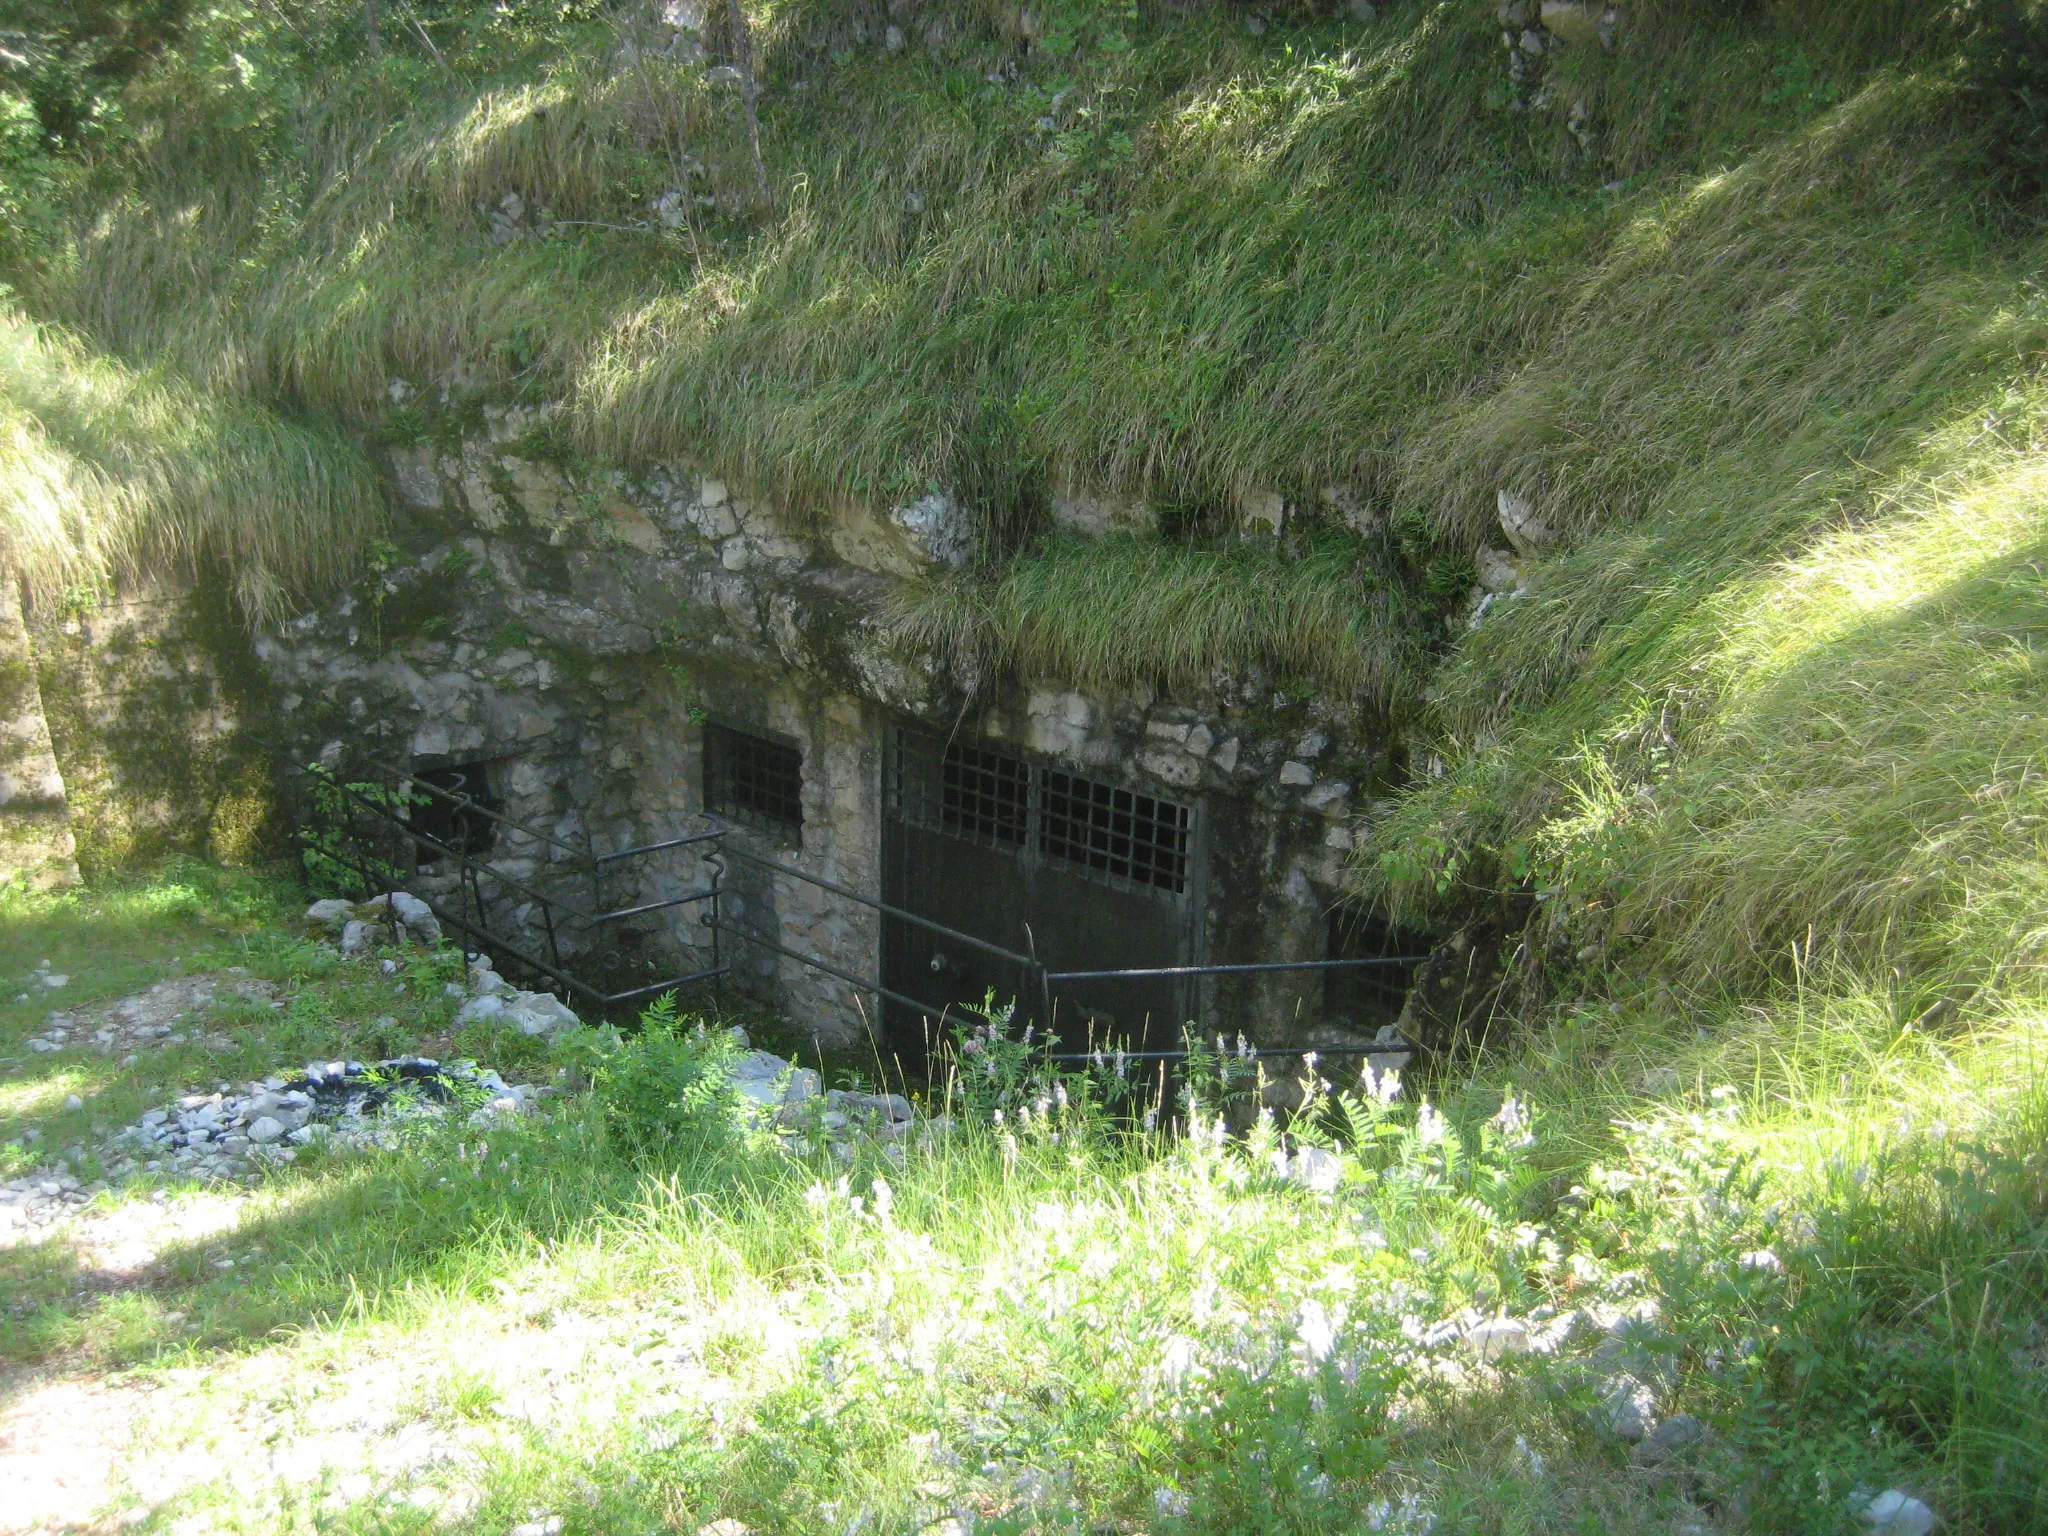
[289, 757, 731, 1007]
[291, 754, 1430, 1039]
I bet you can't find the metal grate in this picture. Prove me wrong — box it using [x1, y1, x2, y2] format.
[705, 723, 804, 833]
[941, 741, 1028, 845]
[1040, 771, 1189, 894]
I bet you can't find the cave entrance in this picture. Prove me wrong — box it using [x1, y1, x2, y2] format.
[1323, 905, 1430, 1035]
[879, 726, 1204, 1057]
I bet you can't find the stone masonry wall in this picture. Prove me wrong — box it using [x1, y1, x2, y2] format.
[16, 383, 1412, 1051]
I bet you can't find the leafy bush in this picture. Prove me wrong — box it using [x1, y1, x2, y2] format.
[552, 994, 746, 1158]
[1950, 0, 2048, 198]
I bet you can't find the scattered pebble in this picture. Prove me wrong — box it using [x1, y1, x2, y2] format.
[1859, 1490, 1935, 1536]
[1463, 1317, 1532, 1363]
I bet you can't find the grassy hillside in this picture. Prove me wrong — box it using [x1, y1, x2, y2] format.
[5, 1, 2048, 1529]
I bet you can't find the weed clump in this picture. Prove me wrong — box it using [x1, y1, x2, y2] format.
[551, 993, 745, 1160]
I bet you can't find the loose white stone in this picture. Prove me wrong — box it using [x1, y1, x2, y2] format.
[502, 991, 578, 1038]
[1859, 1491, 1935, 1536]
[247, 1117, 287, 1145]
[455, 994, 507, 1025]
[305, 899, 354, 928]
[1463, 1317, 1532, 1362]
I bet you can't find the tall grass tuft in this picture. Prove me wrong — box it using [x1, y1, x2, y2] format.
[887, 534, 1423, 703]
[0, 308, 384, 620]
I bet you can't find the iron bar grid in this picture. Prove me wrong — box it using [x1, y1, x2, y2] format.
[706, 723, 804, 831]
[1039, 770, 1189, 894]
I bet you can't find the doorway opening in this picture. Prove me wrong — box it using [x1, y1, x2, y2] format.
[1323, 905, 1429, 1035]
[409, 762, 503, 873]
[880, 726, 1202, 1057]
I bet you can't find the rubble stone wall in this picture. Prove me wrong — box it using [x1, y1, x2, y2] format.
[11, 391, 1413, 1051]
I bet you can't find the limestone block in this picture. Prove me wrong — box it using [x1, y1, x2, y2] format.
[458, 446, 512, 530]
[1304, 780, 1352, 814]
[389, 444, 445, 510]
[1319, 483, 1379, 536]
[500, 455, 574, 530]
[689, 498, 742, 541]
[1049, 479, 1154, 536]
[1497, 488, 1555, 553]
[1237, 488, 1287, 536]
[605, 499, 665, 554]
[1138, 745, 1203, 788]
[1540, 0, 1601, 43]
[889, 491, 975, 569]
[828, 502, 923, 578]
[1029, 687, 1094, 729]
[1476, 546, 1525, 594]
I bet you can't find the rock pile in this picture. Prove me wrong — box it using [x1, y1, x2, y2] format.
[451, 956, 580, 1038]
[305, 896, 583, 1038]
[0, 1167, 91, 1239]
[100, 1056, 544, 1183]
[305, 892, 443, 953]
[728, 1048, 939, 1165]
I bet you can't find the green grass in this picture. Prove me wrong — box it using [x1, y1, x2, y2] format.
[888, 532, 1422, 702]
[0, 308, 384, 621]
[0, 866, 2043, 1533]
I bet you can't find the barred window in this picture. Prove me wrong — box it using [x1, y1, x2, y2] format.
[889, 727, 1193, 895]
[1040, 771, 1189, 894]
[941, 741, 1028, 846]
[705, 723, 804, 833]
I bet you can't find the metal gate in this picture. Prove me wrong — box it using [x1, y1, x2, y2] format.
[294, 748, 1426, 1068]
[880, 726, 1203, 1053]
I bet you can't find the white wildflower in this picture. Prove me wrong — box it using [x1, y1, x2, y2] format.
[1364, 1491, 1433, 1532]
[1490, 1093, 1533, 1148]
[1153, 1487, 1190, 1518]
[1159, 1333, 1200, 1389]
[1415, 1101, 1447, 1145]
[1296, 1299, 1338, 1363]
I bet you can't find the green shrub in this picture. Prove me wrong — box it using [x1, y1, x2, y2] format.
[1950, 0, 2048, 198]
[552, 993, 747, 1159]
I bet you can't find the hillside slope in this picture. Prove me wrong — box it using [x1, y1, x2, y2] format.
[4, 1, 2048, 1528]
